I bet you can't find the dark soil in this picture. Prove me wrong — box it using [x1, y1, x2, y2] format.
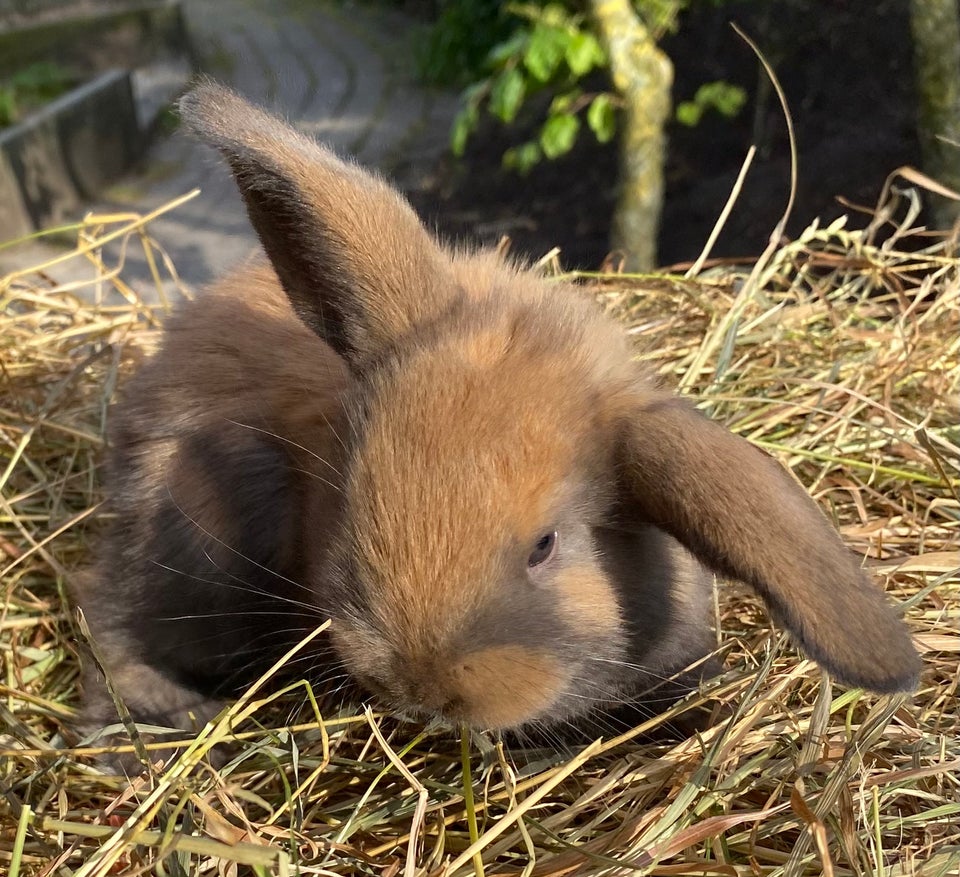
[401, 0, 923, 271]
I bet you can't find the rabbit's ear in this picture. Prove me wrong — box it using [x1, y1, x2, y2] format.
[618, 393, 920, 693]
[178, 81, 451, 370]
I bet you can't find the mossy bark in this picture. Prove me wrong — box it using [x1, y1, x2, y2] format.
[910, 0, 960, 229]
[589, 0, 673, 272]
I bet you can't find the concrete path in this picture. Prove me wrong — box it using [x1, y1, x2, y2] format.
[0, 0, 459, 294]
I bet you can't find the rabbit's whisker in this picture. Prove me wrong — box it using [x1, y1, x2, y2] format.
[162, 486, 318, 595]
[225, 418, 344, 478]
[149, 560, 326, 615]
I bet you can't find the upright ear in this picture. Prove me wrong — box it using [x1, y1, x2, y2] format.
[619, 394, 921, 694]
[178, 80, 453, 370]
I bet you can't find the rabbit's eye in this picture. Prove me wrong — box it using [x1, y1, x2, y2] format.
[528, 531, 558, 568]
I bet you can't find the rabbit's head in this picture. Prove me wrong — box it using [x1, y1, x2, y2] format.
[179, 83, 920, 731]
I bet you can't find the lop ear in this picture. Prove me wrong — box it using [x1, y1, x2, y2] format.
[619, 394, 920, 694]
[178, 80, 453, 371]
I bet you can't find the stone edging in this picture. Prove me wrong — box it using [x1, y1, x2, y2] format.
[0, 1, 192, 241]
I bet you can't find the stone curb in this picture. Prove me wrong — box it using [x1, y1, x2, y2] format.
[0, 0, 192, 241]
[0, 0, 463, 293]
[0, 70, 139, 239]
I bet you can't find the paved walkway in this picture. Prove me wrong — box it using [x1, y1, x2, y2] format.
[1, 0, 459, 292]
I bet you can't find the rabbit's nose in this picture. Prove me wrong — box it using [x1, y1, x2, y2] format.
[354, 664, 463, 717]
[408, 684, 464, 717]
[402, 664, 466, 716]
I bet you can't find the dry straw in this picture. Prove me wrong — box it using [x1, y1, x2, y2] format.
[1, 176, 958, 876]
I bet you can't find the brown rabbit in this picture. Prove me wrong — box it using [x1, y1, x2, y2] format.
[74, 81, 920, 760]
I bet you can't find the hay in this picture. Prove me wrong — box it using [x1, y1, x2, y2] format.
[1, 179, 958, 876]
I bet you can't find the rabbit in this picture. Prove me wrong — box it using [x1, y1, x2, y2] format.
[73, 81, 921, 766]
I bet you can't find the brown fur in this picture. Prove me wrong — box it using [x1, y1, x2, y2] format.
[75, 82, 919, 768]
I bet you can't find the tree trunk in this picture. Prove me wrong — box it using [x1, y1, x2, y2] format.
[910, 0, 960, 229]
[589, 0, 673, 272]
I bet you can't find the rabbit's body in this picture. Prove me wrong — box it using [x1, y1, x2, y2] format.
[78, 256, 715, 739]
[76, 263, 348, 733]
[75, 83, 919, 762]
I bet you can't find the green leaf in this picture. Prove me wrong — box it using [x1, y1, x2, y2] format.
[677, 81, 747, 126]
[586, 93, 617, 143]
[675, 100, 702, 127]
[549, 88, 581, 116]
[503, 141, 542, 174]
[540, 112, 580, 159]
[0, 87, 16, 127]
[565, 31, 604, 76]
[540, 3, 571, 27]
[489, 67, 527, 123]
[524, 23, 568, 82]
[504, 2, 544, 24]
[486, 30, 529, 69]
[450, 104, 478, 156]
[637, 0, 684, 35]
[461, 81, 488, 104]
[695, 80, 748, 118]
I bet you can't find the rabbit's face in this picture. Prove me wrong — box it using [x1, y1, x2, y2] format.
[324, 301, 637, 729]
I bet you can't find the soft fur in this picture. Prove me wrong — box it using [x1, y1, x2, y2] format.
[75, 82, 920, 764]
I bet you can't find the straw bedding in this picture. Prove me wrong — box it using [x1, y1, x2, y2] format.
[1, 180, 958, 876]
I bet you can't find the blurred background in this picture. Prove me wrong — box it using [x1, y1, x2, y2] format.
[1, 0, 957, 286]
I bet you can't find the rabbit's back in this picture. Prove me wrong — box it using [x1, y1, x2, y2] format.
[116, 260, 350, 446]
[76, 262, 349, 732]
